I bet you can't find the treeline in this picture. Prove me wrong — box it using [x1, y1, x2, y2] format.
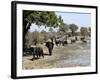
[25, 24, 91, 48]
[57, 23, 91, 37]
[23, 10, 91, 48]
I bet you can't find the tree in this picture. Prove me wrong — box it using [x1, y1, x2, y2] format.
[80, 27, 88, 37]
[59, 23, 69, 33]
[69, 24, 78, 36]
[23, 10, 64, 47]
[88, 27, 91, 37]
[23, 11, 63, 35]
[88, 27, 91, 32]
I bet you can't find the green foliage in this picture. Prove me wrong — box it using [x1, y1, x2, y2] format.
[23, 10, 64, 28]
[69, 24, 78, 36]
[59, 23, 69, 33]
[88, 27, 91, 36]
[23, 10, 91, 47]
[80, 27, 88, 37]
[58, 16, 64, 27]
[23, 10, 65, 47]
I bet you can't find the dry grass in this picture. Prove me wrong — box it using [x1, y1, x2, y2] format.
[22, 41, 90, 69]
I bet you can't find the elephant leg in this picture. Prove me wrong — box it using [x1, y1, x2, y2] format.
[49, 49, 52, 56]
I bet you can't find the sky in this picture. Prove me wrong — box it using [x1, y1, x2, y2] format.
[29, 12, 91, 32]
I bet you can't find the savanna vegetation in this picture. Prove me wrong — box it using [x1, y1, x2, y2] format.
[22, 11, 91, 69]
[23, 10, 91, 48]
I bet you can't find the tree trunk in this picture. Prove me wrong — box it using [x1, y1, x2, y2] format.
[23, 20, 31, 48]
[72, 31, 74, 36]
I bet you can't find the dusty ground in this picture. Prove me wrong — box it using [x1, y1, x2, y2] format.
[22, 40, 91, 69]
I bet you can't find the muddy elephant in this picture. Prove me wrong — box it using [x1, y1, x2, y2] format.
[30, 47, 44, 60]
[45, 42, 54, 56]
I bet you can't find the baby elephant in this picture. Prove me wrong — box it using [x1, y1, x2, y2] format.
[30, 47, 44, 60]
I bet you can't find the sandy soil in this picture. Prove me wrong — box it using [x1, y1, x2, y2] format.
[22, 40, 91, 69]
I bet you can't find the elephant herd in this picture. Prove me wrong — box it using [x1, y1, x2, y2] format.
[55, 36, 78, 46]
[23, 41, 54, 60]
[23, 36, 87, 60]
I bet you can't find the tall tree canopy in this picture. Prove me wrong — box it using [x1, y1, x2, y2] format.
[80, 27, 88, 37]
[69, 24, 78, 36]
[59, 23, 69, 33]
[23, 10, 64, 47]
[23, 10, 64, 35]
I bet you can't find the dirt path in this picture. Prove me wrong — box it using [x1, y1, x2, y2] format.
[22, 40, 90, 69]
